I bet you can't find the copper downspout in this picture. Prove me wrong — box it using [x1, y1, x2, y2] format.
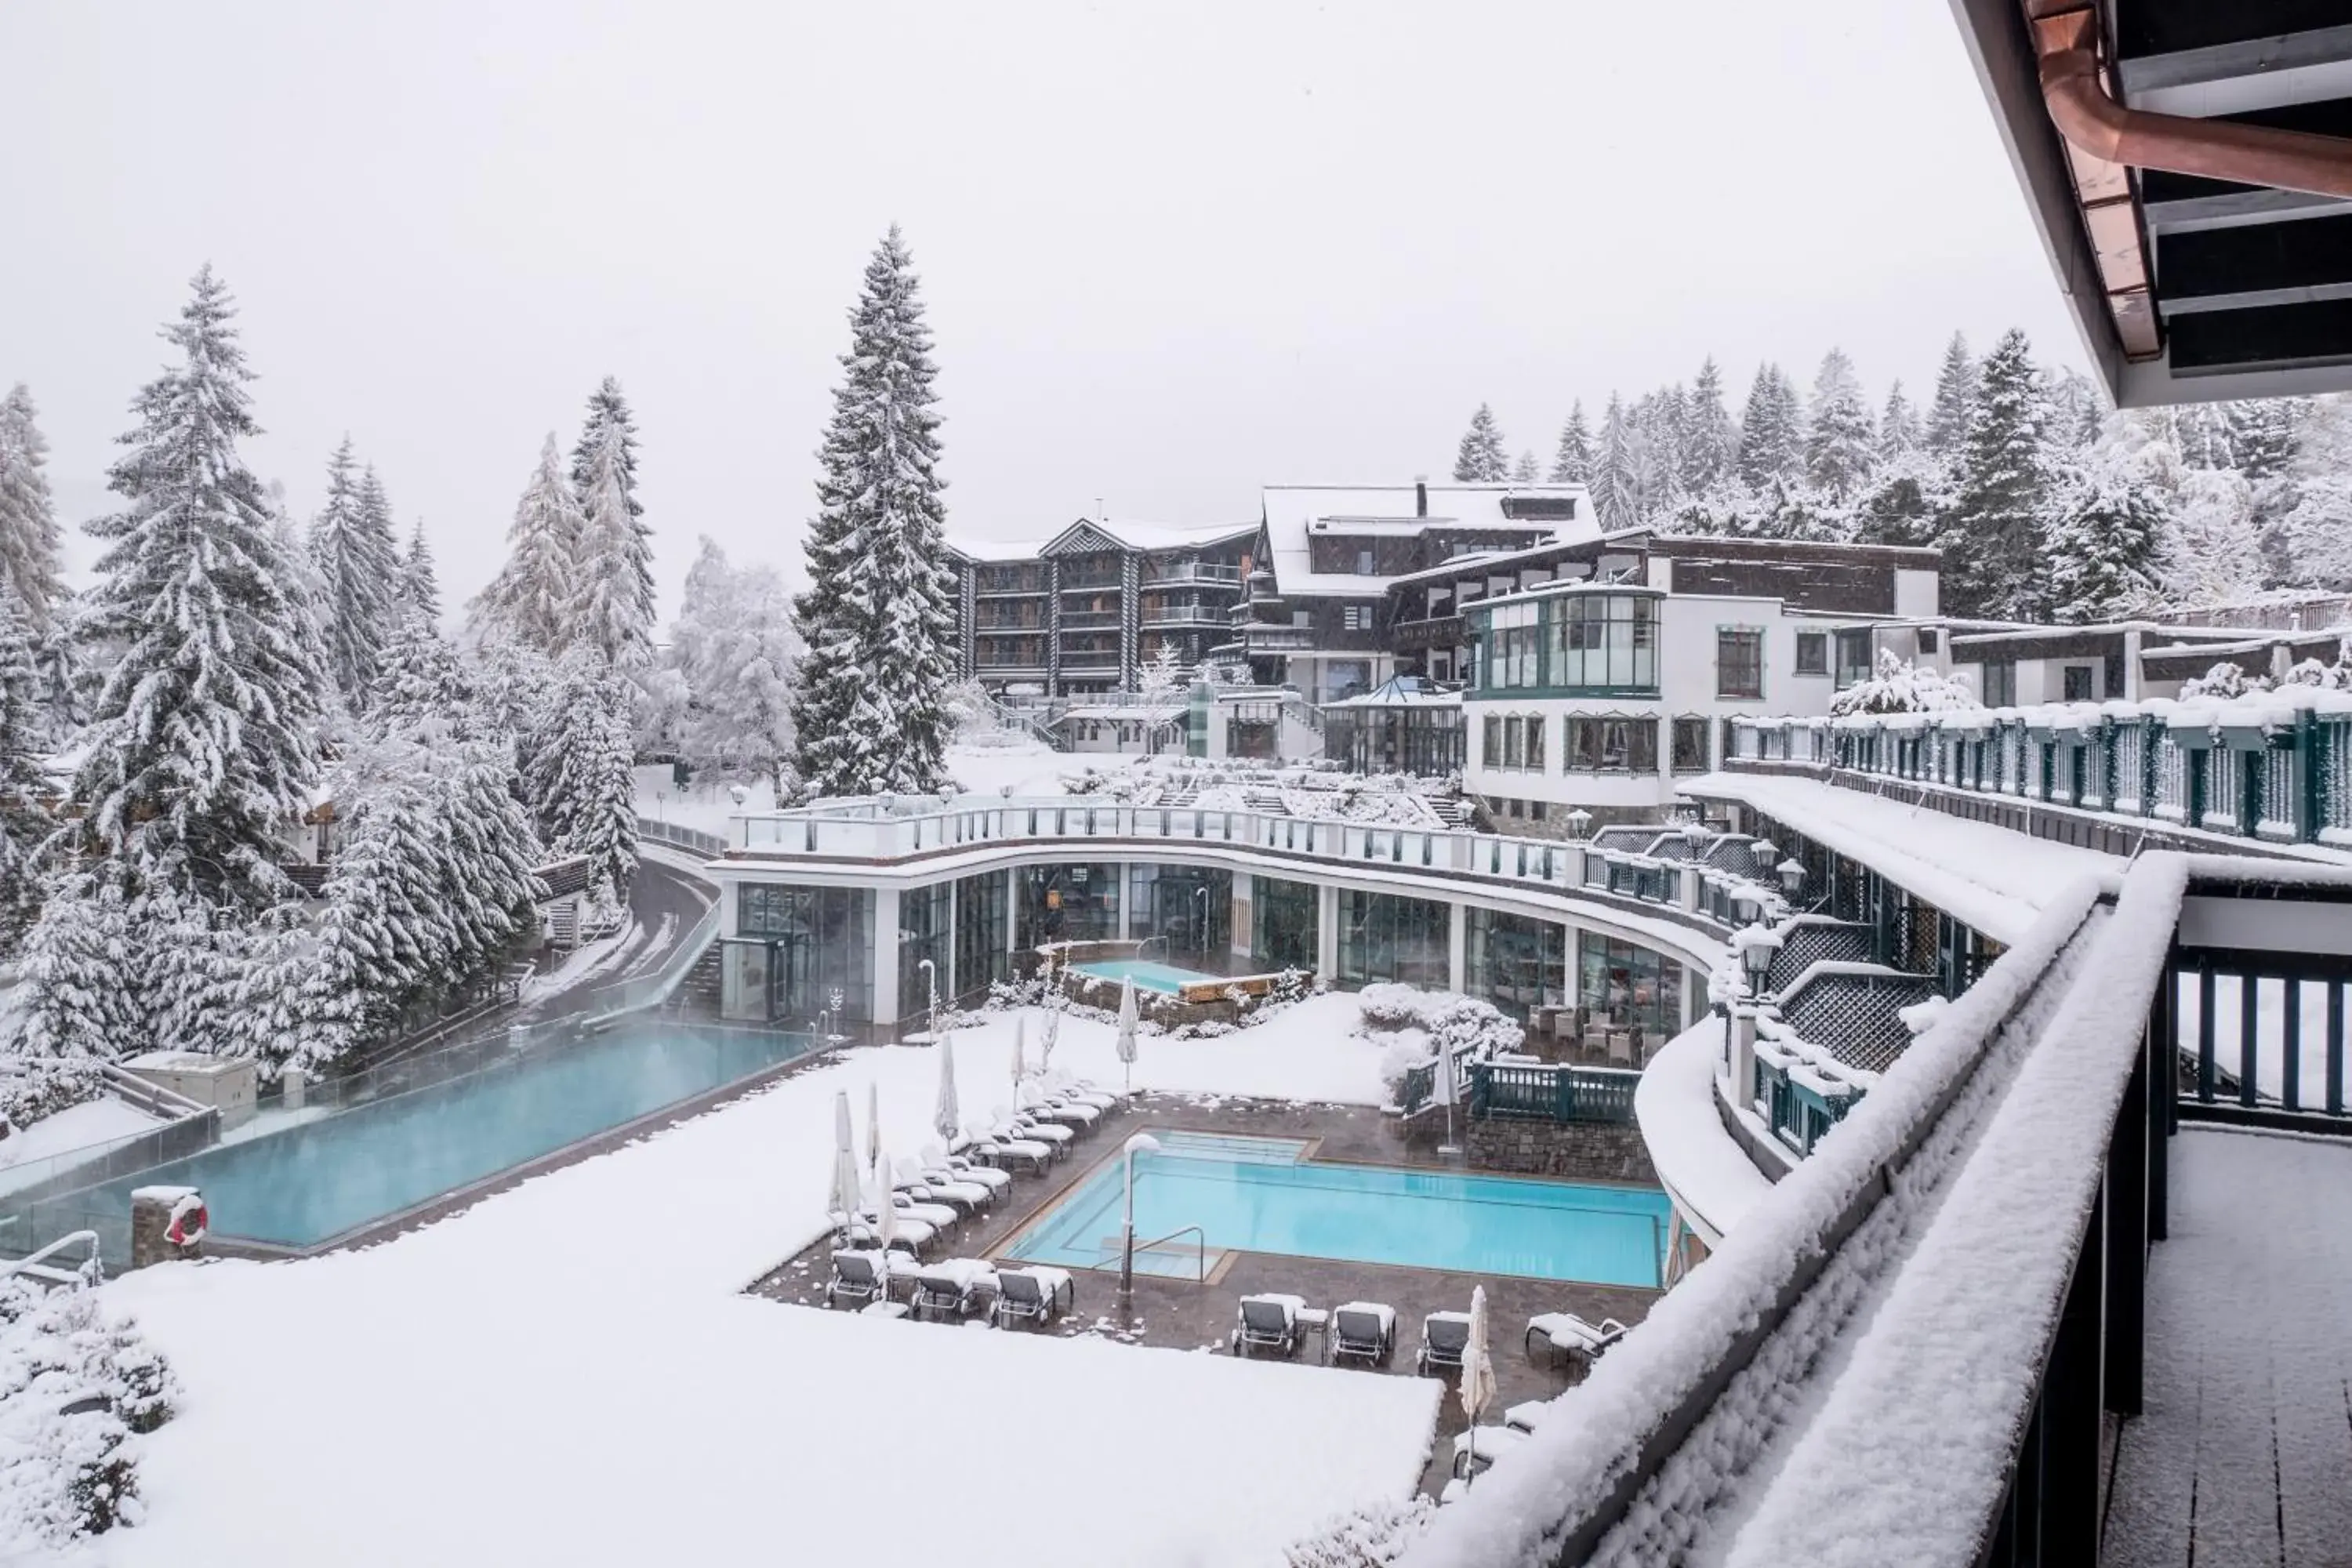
[2033, 5, 2352, 200]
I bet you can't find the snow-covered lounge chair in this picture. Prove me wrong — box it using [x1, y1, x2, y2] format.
[1503, 1399, 1557, 1435]
[1328, 1301, 1396, 1368]
[1229, 1294, 1306, 1359]
[926, 1152, 1012, 1197]
[1524, 1312, 1629, 1374]
[993, 1266, 1075, 1330]
[826, 1249, 893, 1309]
[1024, 1096, 1102, 1131]
[909, 1258, 998, 1323]
[1044, 1076, 1116, 1112]
[879, 1192, 960, 1231]
[898, 1177, 989, 1218]
[1416, 1310, 1472, 1376]
[968, 1131, 1053, 1176]
[1007, 1116, 1076, 1156]
[844, 1219, 935, 1256]
[1450, 1424, 1528, 1480]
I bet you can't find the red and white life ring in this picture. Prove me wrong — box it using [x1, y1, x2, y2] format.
[165, 1192, 209, 1249]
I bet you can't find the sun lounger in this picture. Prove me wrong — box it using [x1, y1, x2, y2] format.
[898, 1178, 989, 1218]
[1025, 1097, 1102, 1130]
[1044, 1078, 1116, 1112]
[968, 1131, 1053, 1175]
[844, 1219, 935, 1255]
[826, 1248, 895, 1309]
[1450, 1423, 1527, 1479]
[1328, 1301, 1397, 1368]
[1007, 1116, 1075, 1153]
[993, 1265, 1076, 1330]
[910, 1258, 999, 1323]
[880, 1193, 960, 1231]
[1229, 1293, 1308, 1359]
[1416, 1310, 1473, 1376]
[1504, 1399, 1556, 1434]
[1524, 1312, 1630, 1373]
[928, 1156, 1012, 1196]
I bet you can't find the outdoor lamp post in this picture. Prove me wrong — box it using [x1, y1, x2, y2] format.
[1748, 837, 1778, 869]
[1777, 858, 1806, 899]
[1565, 808, 1594, 841]
[1740, 927, 1776, 1000]
[1118, 1131, 1163, 1322]
[918, 956, 938, 1041]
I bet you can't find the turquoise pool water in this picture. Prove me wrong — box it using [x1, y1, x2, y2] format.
[1002, 1131, 1671, 1287]
[18, 1025, 814, 1258]
[1069, 958, 1221, 996]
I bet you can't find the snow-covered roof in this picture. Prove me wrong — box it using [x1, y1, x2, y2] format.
[1321, 676, 1461, 710]
[1048, 517, 1254, 554]
[1383, 526, 1657, 589]
[945, 535, 1051, 563]
[1258, 483, 1596, 598]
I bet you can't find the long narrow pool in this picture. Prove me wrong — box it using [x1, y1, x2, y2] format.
[18, 1025, 814, 1262]
[1002, 1130, 1671, 1287]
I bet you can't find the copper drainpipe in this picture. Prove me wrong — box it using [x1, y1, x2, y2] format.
[2032, 4, 2352, 201]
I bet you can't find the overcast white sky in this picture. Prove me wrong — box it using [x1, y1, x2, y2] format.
[0, 2, 2082, 622]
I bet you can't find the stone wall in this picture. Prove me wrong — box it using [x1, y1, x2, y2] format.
[1395, 1108, 1658, 1185]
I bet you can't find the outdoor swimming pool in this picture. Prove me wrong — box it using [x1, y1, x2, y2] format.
[1001, 1131, 1671, 1287]
[1069, 958, 1221, 996]
[11, 1024, 815, 1262]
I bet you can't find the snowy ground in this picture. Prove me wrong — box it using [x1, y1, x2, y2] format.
[0, 1098, 167, 1192]
[87, 998, 1432, 1566]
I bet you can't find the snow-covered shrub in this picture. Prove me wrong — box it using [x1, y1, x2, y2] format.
[2180, 660, 2270, 700]
[2281, 650, 2352, 690]
[1355, 985, 1524, 1065]
[1283, 1494, 1437, 1566]
[0, 1059, 104, 1138]
[0, 1279, 180, 1548]
[1828, 650, 1981, 715]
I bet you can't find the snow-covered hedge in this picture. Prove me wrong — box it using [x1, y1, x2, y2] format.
[1827, 651, 1980, 716]
[0, 1061, 104, 1138]
[0, 1279, 179, 1551]
[1356, 986, 1523, 1099]
[1285, 1494, 1437, 1566]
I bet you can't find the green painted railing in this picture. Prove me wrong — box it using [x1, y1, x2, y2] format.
[1466, 1062, 1639, 1124]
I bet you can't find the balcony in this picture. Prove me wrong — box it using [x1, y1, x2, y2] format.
[1141, 602, 1225, 628]
[1242, 624, 1313, 652]
[974, 622, 1047, 635]
[1142, 562, 1242, 586]
[1057, 610, 1123, 630]
[1390, 613, 1465, 652]
[1058, 651, 1123, 671]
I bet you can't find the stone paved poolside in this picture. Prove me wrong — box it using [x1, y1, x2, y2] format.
[749, 1092, 1662, 1497]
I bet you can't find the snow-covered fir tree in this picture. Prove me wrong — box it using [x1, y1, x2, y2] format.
[2044, 421, 2169, 622]
[1804, 349, 1877, 503]
[1548, 403, 1592, 484]
[1511, 449, 1538, 484]
[1879, 380, 1924, 459]
[1926, 332, 1975, 456]
[1589, 393, 1639, 529]
[307, 441, 402, 707]
[528, 648, 637, 901]
[568, 376, 656, 655]
[1451, 404, 1509, 482]
[399, 518, 441, 624]
[0, 586, 55, 953]
[1944, 328, 2055, 620]
[0, 385, 65, 626]
[10, 870, 136, 1063]
[789, 226, 960, 800]
[70, 266, 326, 909]
[2281, 396, 2352, 589]
[1632, 388, 1688, 517]
[470, 434, 585, 656]
[1682, 358, 1737, 492]
[372, 608, 475, 734]
[669, 537, 797, 788]
[2163, 466, 2265, 606]
[1736, 363, 1804, 488]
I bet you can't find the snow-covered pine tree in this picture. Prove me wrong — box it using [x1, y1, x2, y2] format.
[568, 376, 656, 650]
[71, 267, 327, 909]
[399, 519, 441, 624]
[1803, 349, 1878, 503]
[470, 434, 586, 656]
[528, 648, 637, 901]
[1451, 405, 1510, 482]
[1926, 332, 1975, 456]
[289, 752, 445, 1070]
[1736, 364, 1804, 490]
[0, 386, 65, 627]
[2281, 396, 2352, 589]
[1852, 447, 1947, 548]
[1511, 449, 1538, 484]
[2163, 466, 2265, 606]
[135, 882, 245, 1058]
[569, 412, 655, 666]
[1548, 403, 1592, 484]
[11, 870, 137, 1063]
[1590, 393, 1639, 528]
[2045, 368, 2109, 452]
[308, 442, 402, 707]
[670, 537, 797, 786]
[372, 608, 476, 734]
[1879, 380, 1924, 459]
[434, 734, 546, 978]
[1944, 328, 2056, 620]
[788, 227, 961, 800]
[0, 586, 55, 953]
[2044, 429, 2169, 623]
[1682, 358, 1737, 492]
[1634, 387, 1689, 516]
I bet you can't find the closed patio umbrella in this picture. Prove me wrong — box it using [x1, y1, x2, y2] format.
[934, 1029, 960, 1145]
[1116, 975, 1139, 1101]
[870, 1149, 897, 1258]
[866, 1080, 880, 1169]
[1011, 1014, 1026, 1094]
[1461, 1285, 1497, 1486]
[828, 1090, 862, 1233]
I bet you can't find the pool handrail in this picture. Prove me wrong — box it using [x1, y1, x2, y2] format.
[1120, 1222, 1208, 1284]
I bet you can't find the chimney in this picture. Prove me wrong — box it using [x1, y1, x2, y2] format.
[1414, 475, 1428, 518]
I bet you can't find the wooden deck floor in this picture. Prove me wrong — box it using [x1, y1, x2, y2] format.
[2103, 1127, 2352, 1568]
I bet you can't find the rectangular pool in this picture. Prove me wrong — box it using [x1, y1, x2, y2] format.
[13, 1025, 815, 1261]
[1001, 1131, 1671, 1287]
[1069, 958, 1221, 996]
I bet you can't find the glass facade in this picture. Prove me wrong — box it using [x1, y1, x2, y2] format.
[1466, 909, 1566, 1020]
[1252, 876, 1319, 973]
[1548, 593, 1659, 693]
[1338, 889, 1449, 988]
[734, 884, 876, 1023]
[1125, 865, 1232, 967]
[953, 870, 1010, 999]
[1577, 932, 1685, 1042]
[897, 882, 952, 1025]
[1014, 862, 1120, 949]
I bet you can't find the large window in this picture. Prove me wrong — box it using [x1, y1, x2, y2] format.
[1716, 628, 1764, 699]
[1014, 862, 1120, 948]
[735, 884, 876, 1023]
[1577, 933, 1684, 1045]
[1483, 714, 1545, 772]
[1835, 629, 1874, 688]
[1466, 909, 1566, 1021]
[1483, 601, 1541, 689]
[1565, 715, 1658, 772]
[1793, 631, 1828, 676]
[954, 871, 1010, 999]
[1548, 593, 1659, 693]
[898, 882, 953, 1024]
[1126, 865, 1231, 964]
[1252, 876, 1319, 973]
[1670, 716, 1711, 773]
[1982, 660, 2016, 707]
[1338, 889, 1449, 989]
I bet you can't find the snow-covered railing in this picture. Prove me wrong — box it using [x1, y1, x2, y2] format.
[637, 816, 726, 858]
[1725, 692, 2352, 851]
[577, 895, 721, 1022]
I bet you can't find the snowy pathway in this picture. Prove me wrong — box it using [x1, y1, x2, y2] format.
[91, 1006, 1431, 1566]
[2102, 1127, 2352, 1568]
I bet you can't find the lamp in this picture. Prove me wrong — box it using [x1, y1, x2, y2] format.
[1679, 818, 1708, 849]
[1564, 808, 1594, 840]
[1740, 928, 1776, 996]
[1748, 838, 1778, 866]
[1777, 858, 1806, 898]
